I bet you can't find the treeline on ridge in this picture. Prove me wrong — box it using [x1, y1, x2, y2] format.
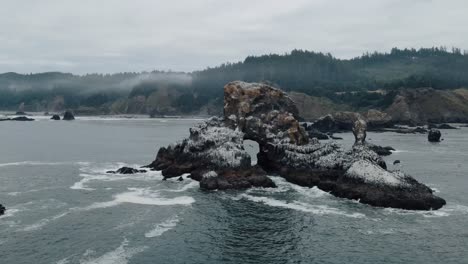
[1, 47, 468, 115]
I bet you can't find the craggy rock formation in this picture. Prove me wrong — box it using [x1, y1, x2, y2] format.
[51, 114, 61, 120]
[149, 81, 446, 210]
[0, 204, 5, 216]
[352, 119, 367, 145]
[63, 110, 75, 120]
[386, 88, 468, 125]
[107, 167, 147, 174]
[428, 129, 442, 142]
[301, 123, 329, 140]
[351, 117, 394, 156]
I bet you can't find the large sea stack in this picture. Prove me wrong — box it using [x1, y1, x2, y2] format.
[148, 81, 446, 210]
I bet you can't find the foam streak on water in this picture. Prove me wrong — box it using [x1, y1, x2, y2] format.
[82, 188, 194, 210]
[79, 238, 147, 264]
[239, 194, 366, 218]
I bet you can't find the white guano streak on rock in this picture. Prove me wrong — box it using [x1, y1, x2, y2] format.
[345, 160, 407, 186]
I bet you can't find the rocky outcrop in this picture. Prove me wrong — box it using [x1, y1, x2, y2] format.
[107, 167, 147, 174]
[367, 144, 395, 156]
[385, 88, 468, 125]
[63, 110, 75, 120]
[301, 123, 329, 140]
[148, 81, 446, 210]
[0, 116, 34, 121]
[428, 129, 442, 142]
[0, 204, 5, 216]
[51, 114, 61, 120]
[377, 126, 428, 134]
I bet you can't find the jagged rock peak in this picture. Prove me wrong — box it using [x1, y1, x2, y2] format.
[224, 81, 308, 145]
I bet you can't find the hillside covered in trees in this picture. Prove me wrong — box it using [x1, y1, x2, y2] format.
[1, 47, 468, 116]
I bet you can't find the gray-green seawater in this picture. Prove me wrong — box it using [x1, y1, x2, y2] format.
[0, 117, 467, 264]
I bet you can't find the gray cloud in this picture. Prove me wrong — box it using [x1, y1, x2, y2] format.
[0, 0, 467, 74]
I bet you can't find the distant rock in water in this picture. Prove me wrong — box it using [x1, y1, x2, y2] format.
[429, 123, 458, 130]
[0, 204, 5, 216]
[63, 110, 75, 120]
[148, 81, 446, 210]
[393, 160, 401, 165]
[106, 167, 147, 174]
[51, 114, 61, 120]
[367, 144, 395, 156]
[0, 116, 34, 121]
[15, 111, 27, 115]
[428, 129, 442, 142]
[12, 116, 34, 121]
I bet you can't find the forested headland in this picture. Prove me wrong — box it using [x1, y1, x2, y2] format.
[2, 47, 468, 117]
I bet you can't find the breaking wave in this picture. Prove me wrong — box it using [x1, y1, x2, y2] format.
[145, 216, 179, 238]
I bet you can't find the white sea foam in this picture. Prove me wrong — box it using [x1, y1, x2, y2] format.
[0, 208, 21, 219]
[381, 204, 468, 218]
[79, 238, 147, 264]
[19, 212, 69, 232]
[161, 180, 198, 193]
[7, 187, 59, 196]
[145, 216, 179, 238]
[0, 161, 65, 167]
[239, 194, 365, 218]
[55, 258, 70, 264]
[82, 188, 195, 210]
[247, 177, 330, 199]
[287, 183, 329, 199]
[361, 228, 398, 235]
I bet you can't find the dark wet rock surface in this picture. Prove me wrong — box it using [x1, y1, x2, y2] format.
[367, 144, 395, 156]
[106, 167, 147, 174]
[0, 116, 35, 121]
[428, 129, 442, 142]
[51, 114, 61, 120]
[0, 204, 5, 216]
[63, 110, 75, 120]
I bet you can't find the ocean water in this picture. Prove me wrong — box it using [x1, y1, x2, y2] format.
[0, 117, 467, 264]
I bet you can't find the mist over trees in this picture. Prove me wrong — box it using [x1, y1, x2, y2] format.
[1, 47, 468, 114]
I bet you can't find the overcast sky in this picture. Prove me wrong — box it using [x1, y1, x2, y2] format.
[0, 0, 466, 74]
